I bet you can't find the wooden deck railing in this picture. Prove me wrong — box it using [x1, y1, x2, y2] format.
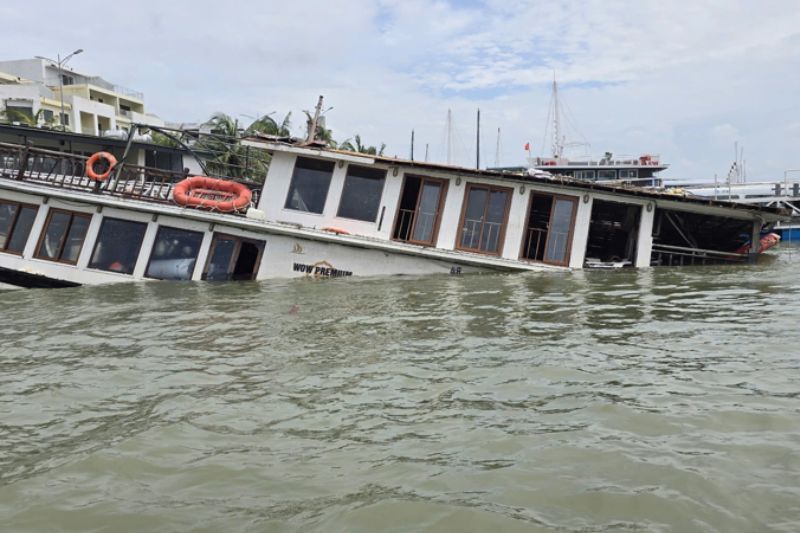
[0, 142, 262, 211]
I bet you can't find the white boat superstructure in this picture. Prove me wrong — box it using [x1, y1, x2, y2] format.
[0, 135, 790, 288]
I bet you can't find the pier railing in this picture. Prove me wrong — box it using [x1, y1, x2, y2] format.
[0, 142, 261, 210]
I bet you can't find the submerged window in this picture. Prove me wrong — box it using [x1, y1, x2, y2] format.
[457, 184, 512, 255]
[88, 217, 148, 275]
[145, 226, 203, 280]
[284, 157, 335, 214]
[337, 165, 386, 222]
[0, 200, 38, 255]
[35, 209, 91, 264]
[203, 234, 265, 281]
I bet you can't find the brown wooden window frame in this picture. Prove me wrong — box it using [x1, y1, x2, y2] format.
[0, 199, 39, 256]
[34, 208, 92, 265]
[455, 183, 513, 256]
[202, 233, 265, 281]
[391, 175, 449, 247]
[518, 192, 579, 267]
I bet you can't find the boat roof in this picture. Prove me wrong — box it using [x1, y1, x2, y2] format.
[242, 136, 789, 219]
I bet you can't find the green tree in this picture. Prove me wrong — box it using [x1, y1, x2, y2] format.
[339, 134, 386, 156]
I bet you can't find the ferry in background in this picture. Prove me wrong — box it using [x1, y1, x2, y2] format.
[529, 152, 667, 188]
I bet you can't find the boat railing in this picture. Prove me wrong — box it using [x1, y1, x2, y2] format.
[522, 227, 547, 259]
[650, 243, 746, 266]
[0, 142, 261, 211]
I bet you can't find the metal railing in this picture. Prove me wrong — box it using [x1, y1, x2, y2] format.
[0, 142, 261, 210]
[650, 243, 746, 266]
[522, 227, 547, 260]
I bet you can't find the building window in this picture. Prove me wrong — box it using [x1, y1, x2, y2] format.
[62, 74, 74, 86]
[392, 176, 447, 245]
[597, 169, 616, 180]
[456, 184, 512, 255]
[60, 113, 70, 126]
[574, 170, 596, 180]
[0, 201, 38, 255]
[284, 157, 335, 214]
[88, 217, 148, 275]
[35, 209, 91, 264]
[145, 226, 204, 280]
[619, 169, 639, 179]
[336, 165, 386, 222]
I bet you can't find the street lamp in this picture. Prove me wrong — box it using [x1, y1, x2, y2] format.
[37, 49, 83, 130]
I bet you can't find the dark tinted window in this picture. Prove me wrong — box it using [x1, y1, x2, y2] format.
[284, 157, 335, 214]
[337, 165, 386, 222]
[146, 226, 203, 280]
[35, 210, 91, 264]
[89, 218, 148, 275]
[5, 206, 37, 253]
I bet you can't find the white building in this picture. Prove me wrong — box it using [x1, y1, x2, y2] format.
[0, 58, 163, 135]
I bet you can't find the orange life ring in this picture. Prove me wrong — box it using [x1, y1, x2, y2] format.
[86, 151, 118, 181]
[322, 227, 350, 235]
[172, 176, 252, 212]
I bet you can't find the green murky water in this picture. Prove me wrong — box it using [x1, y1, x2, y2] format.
[1, 246, 799, 532]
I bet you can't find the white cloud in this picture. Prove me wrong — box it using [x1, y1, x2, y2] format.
[2, 0, 799, 180]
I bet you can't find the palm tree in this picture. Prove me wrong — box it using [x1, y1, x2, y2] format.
[339, 134, 386, 156]
[196, 112, 282, 182]
[0, 108, 55, 127]
[303, 110, 336, 147]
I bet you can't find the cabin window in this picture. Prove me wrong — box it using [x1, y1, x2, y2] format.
[392, 176, 447, 245]
[284, 157, 335, 214]
[145, 226, 204, 280]
[619, 169, 638, 179]
[203, 234, 265, 281]
[456, 184, 512, 255]
[597, 169, 616, 180]
[0, 201, 38, 255]
[584, 200, 641, 267]
[520, 193, 578, 266]
[88, 217, 148, 275]
[574, 170, 596, 181]
[336, 165, 386, 222]
[35, 209, 91, 264]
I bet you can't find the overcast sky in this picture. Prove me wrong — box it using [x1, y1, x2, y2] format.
[3, 0, 799, 180]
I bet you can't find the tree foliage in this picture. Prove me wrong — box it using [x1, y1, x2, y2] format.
[339, 134, 386, 156]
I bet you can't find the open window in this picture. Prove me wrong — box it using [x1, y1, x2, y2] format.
[145, 226, 203, 280]
[203, 234, 265, 281]
[35, 209, 92, 264]
[456, 183, 512, 255]
[651, 208, 753, 266]
[284, 157, 335, 214]
[392, 175, 447, 245]
[520, 193, 577, 266]
[88, 217, 148, 274]
[584, 200, 641, 267]
[0, 200, 38, 255]
[337, 165, 386, 222]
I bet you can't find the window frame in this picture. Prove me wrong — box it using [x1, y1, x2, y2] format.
[455, 183, 513, 256]
[518, 192, 579, 267]
[0, 200, 39, 256]
[283, 156, 336, 215]
[618, 169, 639, 179]
[202, 233, 265, 281]
[33, 208, 92, 265]
[335, 164, 387, 222]
[597, 169, 617, 180]
[87, 216, 149, 275]
[391, 175, 449, 247]
[144, 225, 205, 281]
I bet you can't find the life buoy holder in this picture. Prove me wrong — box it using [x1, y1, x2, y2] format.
[86, 151, 118, 181]
[172, 176, 252, 213]
[322, 227, 350, 235]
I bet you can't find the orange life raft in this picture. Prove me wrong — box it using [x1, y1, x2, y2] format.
[172, 176, 252, 212]
[734, 232, 781, 255]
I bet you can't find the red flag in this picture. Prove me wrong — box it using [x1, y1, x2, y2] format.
[524, 142, 530, 151]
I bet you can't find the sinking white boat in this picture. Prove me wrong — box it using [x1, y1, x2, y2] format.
[0, 131, 789, 288]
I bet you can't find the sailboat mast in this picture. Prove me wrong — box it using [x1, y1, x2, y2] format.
[552, 76, 562, 159]
[446, 109, 453, 165]
[494, 127, 501, 167]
